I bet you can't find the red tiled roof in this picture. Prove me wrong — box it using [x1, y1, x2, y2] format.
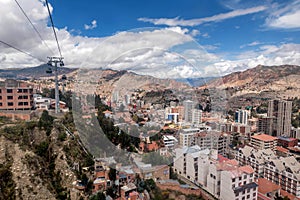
[258, 178, 281, 194]
[275, 146, 289, 153]
[218, 154, 229, 163]
[216, 159, 239, 170]
[258, 193, 272, 200]
[251, 134, 277, 142]
[239, 165, 255, 174]
[280, 189, 300, 200]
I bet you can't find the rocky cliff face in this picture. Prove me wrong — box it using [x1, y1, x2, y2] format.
[0, 114, 93, 200]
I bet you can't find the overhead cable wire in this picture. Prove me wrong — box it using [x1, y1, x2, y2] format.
[0, 40, 46, 62]
[45, 0, 63, 58]
[14, 0, 55, 56]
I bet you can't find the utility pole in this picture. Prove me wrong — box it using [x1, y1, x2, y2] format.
[47, 56, 64, 114]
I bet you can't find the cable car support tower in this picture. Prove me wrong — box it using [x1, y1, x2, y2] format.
[47, 57, 64, 113]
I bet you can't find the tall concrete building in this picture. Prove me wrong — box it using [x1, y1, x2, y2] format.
[268, 100, 292, 137]
[191, 109, 202, 124]
[235, 109, 249, 125]
[257, 116, 273, 135]
[183, 100, 194, 123]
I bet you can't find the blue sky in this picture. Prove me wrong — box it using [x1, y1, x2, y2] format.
[0, 0, 299, 78]
[49, 0, 300, 56]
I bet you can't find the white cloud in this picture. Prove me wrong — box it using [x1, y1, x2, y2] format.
[266, 0, 300, 29]
[0, 0, 299, 80]
[138, 6, 266, 27]
[212, 43, 300, 75]
[84, 19, 97, 30]
[240, 41, 262, 48]
[190, 29, 200, 37]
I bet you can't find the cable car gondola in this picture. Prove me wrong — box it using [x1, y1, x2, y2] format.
[46, 67, 52, 74]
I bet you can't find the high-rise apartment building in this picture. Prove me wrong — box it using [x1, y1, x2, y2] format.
[257, 116, 273, 135]
[235, 109, 249, 125]
[268, 100, 292, 137]
[183, 100, 194, 123]
[192, 109, 202, 124]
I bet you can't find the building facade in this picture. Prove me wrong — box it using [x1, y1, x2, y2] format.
[219, 165, 258, 200]
[235, 146, 300, 197]
[250, 134, 277, 150]
[268, 100, 292, 137]
[257, 116, 273, 135]
[235, 109, 249, 125]
[192, 109, 202, 124]
[183, 100, 194, 123]
[0, 79, 33, 110]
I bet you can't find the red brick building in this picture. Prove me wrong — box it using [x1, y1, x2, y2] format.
[277, 136, 298, 148]
[0, 79, 33, 110]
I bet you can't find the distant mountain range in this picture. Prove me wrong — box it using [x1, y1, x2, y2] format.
[0, 64, 77, 79]
[204, 64, 300, 98]
[175, 77, 217, 87]
[1, 64, 300, 99]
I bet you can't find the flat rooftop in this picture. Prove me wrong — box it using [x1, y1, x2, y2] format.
[251, 134, 277, 142]
[278, 136, 298, 142]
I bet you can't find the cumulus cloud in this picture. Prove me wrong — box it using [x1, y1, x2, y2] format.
[84, 20, 97, 30]
[266, 0, 300, 29]
[0, 0, 299, 79]
[212, 43, 300, 76]
[138, 6, 266, 26]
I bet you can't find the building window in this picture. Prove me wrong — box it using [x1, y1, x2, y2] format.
[0, 96, 2, 100]
[23, 96, 28, 99]
[7, 89, 13, 93]
[18, 102, 24, 106]
[8, 102, 13, 106]
[0, 103, 2, 106]
[7, 96, 13, 100]
[23, 89, 28, 93]
[247, 195, 250, 199]
[0, 89, 1, 93]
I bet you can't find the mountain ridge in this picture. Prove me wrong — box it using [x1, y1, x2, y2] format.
[0, 64, 77, 79]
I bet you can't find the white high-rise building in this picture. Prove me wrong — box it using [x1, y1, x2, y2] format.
[192, 109, 202, 124]
[235, 109, 249, 125]
[183, 100, 194, 123]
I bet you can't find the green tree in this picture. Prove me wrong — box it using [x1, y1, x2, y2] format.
[35, 141, 49, 157]
[108, 167, 117, 182]
[89, 192, 106, 200]
[38, 110, 55, 135]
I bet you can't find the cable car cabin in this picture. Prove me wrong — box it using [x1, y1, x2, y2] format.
[46, 68, 52, 73]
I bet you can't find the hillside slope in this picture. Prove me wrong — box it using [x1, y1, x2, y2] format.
[204, 64, 300, 98]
